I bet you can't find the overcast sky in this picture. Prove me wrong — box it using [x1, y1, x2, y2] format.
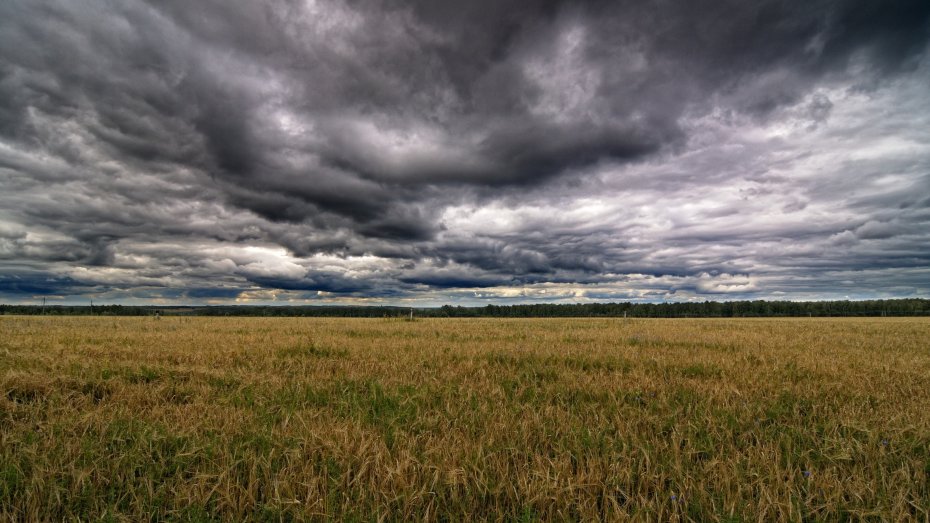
[1, 0, 929, 306]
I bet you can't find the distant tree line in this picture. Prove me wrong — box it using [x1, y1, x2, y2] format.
[435, 299, 930, 317]
[1, 299, 928, 317]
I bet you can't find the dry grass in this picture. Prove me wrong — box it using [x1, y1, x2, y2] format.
[1, 316, 928, 521]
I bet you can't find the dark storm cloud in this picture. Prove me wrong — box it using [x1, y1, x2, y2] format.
[0, 0, 929, 303]
[0, 272, 92, 296]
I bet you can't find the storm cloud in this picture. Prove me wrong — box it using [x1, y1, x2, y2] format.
[1, 0, 928, 305]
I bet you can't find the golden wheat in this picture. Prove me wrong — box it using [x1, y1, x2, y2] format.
[1, 316, 928, 521]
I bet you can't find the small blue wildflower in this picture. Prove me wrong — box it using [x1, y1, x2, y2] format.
[881, 439, 889, 446]
[802, 470, 812, 478]
[670, 495, 677, 501]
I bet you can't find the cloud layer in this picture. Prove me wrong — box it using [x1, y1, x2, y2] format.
[1, 0, 929, 304]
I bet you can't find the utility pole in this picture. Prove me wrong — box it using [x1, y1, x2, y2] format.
[41, 297, 46, 315]
[409, 308, 414, 320]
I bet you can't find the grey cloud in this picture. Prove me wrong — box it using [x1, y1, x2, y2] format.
[855, 220, 904, 240]
[245, 275, 369, 295]
[0, 271, 94, 296]
[0, 0, 928, 303]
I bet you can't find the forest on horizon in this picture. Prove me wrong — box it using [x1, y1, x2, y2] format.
[2, 299, 928, 318]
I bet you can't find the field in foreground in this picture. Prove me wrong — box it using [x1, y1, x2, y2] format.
[1, 317, 929, 521]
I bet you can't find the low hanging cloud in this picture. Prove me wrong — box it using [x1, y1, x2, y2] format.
[0, 0, 929, 304]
